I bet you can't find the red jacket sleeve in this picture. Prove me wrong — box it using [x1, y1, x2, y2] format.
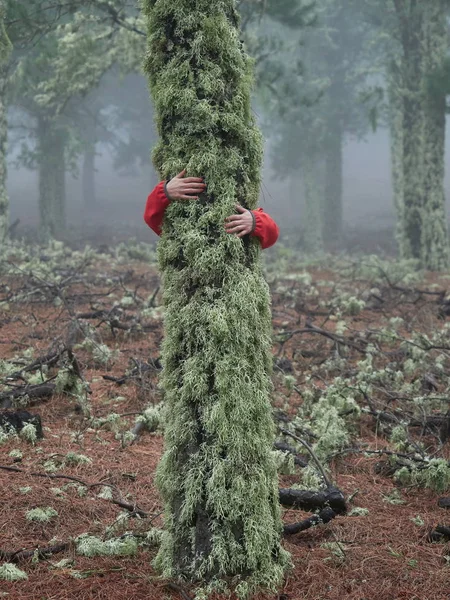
[251, 208, 279, 249]
[143, 181, 170, 236]
[144, 184, 279, 249]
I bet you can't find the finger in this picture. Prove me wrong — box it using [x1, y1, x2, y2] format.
[225, 215, 243, 223]
[183, 177, 204, 183]
[181, 187, 206, 194]
[180, 183, 206, 192]
[179, 194, 198, 200]
[235, 204, 247, 213]
[225, 225, 247, 234]
[176, 169, 187, 178]
[237, 230, 250, 238]
[225, 220, 244, 228]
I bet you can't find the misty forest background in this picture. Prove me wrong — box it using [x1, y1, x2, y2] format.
[2, 0, 450, 262]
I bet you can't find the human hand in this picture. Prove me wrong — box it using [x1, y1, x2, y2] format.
[166, 169, 206, 200]
[225, 205, 255, 238]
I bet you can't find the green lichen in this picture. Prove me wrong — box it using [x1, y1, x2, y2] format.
[143, 0, 289, 592]
[75, 534, 138, 557]
[26, 507, 58, 522]
[64, 452, 92, 466]
[0, 563, 28, 581]
[19, 423, 38, 444]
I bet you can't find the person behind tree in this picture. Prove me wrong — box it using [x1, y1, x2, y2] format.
[144, 169, 279, 249]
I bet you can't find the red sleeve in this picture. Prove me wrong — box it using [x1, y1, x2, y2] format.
[250, 208, 279, 249]
[143, 181, 171, 236]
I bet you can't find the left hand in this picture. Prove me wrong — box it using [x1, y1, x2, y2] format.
[225, 205, 254, 238]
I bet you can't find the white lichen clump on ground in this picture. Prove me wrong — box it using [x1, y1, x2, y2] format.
[0, 563, 28, 581]
[26, 507, 58, 522]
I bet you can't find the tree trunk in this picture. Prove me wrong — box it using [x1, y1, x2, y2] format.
[38, 117, 66, 241]
[143, 0, 289, 593]
[0, 2, 11, 242]
[53, 128, 66, 233]
[400, 5, 424, 262]
[82, 119, 96, 212]
[388, 66, 405, 253]
[303, 154, 324, 254]
[392, 0, 449, 269]
[323, 118, 343, 249]
[420, 0, 449, 270]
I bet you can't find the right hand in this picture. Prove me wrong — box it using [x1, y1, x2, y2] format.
[166, 169, 206, 200]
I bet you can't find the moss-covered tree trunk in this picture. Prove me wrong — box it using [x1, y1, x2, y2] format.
[0, 0, 11, 242]
[392, 0, 449, 269]
[420, 0, 449, 270]
[143, 0, 288, 594]
[38, 116, 66, 241]
[388, 70, 405, 253]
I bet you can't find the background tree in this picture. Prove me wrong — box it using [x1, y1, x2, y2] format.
[143, 0, 289, 594]
[362, 0, 450, 269]
[270, 0, 373, 251]
[10, 6, 144, 240]
[0, 0, 12, 241]
[389, 0, 450, 269]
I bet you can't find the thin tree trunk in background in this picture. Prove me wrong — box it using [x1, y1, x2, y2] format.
[388, 68, 405, 253]
[38, 117, 56, 242]
[323, 118, 343, 250]
[82, 118, 96, 212]
[38, 117, 67, 241]
[400, 5, 424, 262]
[82, 145, 96, 209]
[421, 0, 449, 270]
[53, 128, 66, 234]
[0, 1, 11, 242]
[303, 154, 324, 254]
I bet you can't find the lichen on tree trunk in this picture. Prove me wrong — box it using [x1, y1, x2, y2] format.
[143, 0, 289, 595]
[390, 0, 449, 270]
[0, 0, 11, 242]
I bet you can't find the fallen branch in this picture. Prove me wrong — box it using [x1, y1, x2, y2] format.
[274, 441, 308, 467]
[279, 487, 347, 514]
[427, 525, 450, 542]
[0, 381, 56, 409]
[283, 507, 337, 535]
[279, 427, 331, 487]
[0, 465, 149, 517]
[0, 542, 70, 563]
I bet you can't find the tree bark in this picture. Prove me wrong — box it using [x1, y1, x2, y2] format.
[323, 118, 343, 249]
[391, 0, 449, 269]
[388, 64, 405, 252]
[82, 122, 96, 212]
[303, 153, 324, 254]
[420, 0, 449, 270]
[38, 117, 66, 241]
[143, 0, 289, 592]
[0, 2, 11, 242]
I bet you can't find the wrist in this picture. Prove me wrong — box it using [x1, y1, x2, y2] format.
[164, 180, 175, 202]
[249, 210, 256, 233]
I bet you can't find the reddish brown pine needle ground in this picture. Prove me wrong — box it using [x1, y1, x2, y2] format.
[1, 254, 449, 600]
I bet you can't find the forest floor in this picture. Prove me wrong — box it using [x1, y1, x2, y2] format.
[0, 242, 449, 600]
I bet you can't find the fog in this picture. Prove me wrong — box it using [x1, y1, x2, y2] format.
[8, 121, 450, 250]
[3, 1, 450, 265]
